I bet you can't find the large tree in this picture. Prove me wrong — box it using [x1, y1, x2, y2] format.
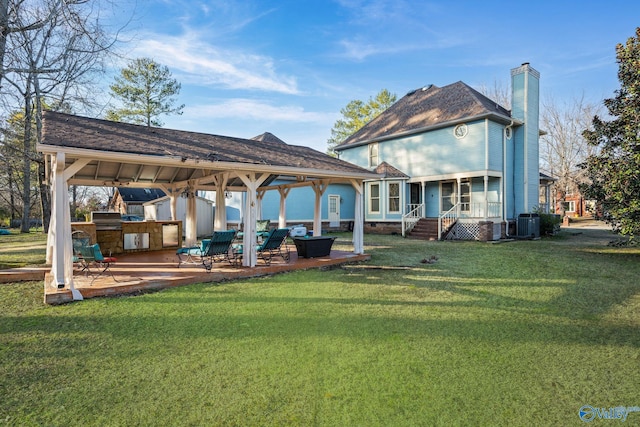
[1, 0, 117, 232]
[581, 27, 640, 238]
[106, 58, 184, 127]
[327, 88, 396, 155]
[540, 96, 600, 214]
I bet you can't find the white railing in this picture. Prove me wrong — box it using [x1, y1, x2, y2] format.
[460, 202, 503, 218]
[401, 203, 424, 237]
[438, 203, 460, 240]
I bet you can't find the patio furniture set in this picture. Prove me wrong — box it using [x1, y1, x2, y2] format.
[176, 222, 336, 271]
[71, 221, 337, 281]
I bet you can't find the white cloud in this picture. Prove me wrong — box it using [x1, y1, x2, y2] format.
[130, 31, 299, 94]
[184, 99, 336, 124]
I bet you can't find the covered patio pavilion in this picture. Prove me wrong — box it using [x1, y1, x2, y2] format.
[38, 111, 379, 301]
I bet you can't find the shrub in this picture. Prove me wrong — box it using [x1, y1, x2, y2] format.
[539, 213, 562, 235]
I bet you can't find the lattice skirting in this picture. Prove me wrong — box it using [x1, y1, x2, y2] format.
[445, 222, 480, 240]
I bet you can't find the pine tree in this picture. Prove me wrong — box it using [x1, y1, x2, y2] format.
[106, 58, 184, 127]
[327, 89, 396, 155]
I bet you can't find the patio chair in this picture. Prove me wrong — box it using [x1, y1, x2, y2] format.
[256, 219, 272, 238]
[72, 230, 92, 273]
[176, 229, 237, 271]
[75, 242, 118, 283]
[233, 227, 290, 266]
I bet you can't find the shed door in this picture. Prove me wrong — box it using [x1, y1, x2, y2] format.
[329, 195, 340, 227]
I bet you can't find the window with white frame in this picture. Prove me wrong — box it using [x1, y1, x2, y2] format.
[368, 143, 379, 167]
[460, 181, 471, 212]
[369, 183, 380, 213]
[388, 182, 400, 213]
[562, 201, 576, 212]
[441, 182, 455, 212]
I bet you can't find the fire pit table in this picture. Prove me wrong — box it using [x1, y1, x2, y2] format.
[292, 236, 336, 258]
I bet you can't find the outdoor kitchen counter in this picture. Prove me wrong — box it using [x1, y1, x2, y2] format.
[71, 220, 182, 255]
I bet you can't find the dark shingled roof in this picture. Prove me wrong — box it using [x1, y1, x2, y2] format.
[251, 132, 287, 144]
[41, 111, 371, 176]
[373, 162, 409, 179]
[335, 81, 512, 150]
[117, 188, 166, 202]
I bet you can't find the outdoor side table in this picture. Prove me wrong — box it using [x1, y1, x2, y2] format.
[292, 236, 336, 258]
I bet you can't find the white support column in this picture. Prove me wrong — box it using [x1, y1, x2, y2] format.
[456, 177, 461, 216]
[48, 153, 83, 300]
[484, 175, 489, 220]
[256, 189, 266, 221]
[421, 181, 426, 217]
[311, 181, 328, 236]
[169, 194, 178, 221]
[350, 179, 364, 254]
[214, 173, 229, 231]
[237, 172, 269, 267]
[185, 181, 197, 247]
[278, 186, 290, 229]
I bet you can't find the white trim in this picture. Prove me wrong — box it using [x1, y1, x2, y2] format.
[367, 182, 381, 214]
[387, 181, 401, 214]
[409, 170, 503, 183]
[368, 142, 379, 168]
[36, 144, 379, 181]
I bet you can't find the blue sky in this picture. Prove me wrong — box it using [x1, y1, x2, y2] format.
[105, 0, 640, 152]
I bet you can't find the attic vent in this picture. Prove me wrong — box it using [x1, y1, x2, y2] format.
[406, 89, 417, 96]
[421, 84, 432, 91]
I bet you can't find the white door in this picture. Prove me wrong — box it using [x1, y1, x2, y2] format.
[328, 195, 340, 227]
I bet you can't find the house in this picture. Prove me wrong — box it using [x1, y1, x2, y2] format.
[110, 188, 166, 217]
[334, 63, 542, 241]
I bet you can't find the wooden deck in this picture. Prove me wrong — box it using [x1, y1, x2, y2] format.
[35, 244, 369, 304]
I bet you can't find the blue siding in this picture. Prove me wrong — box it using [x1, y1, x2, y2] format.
[338, 145, 369, 169]
[375, 120, 486, 177]
[260, 182, 355, 222]
[488, 121, 504, 171]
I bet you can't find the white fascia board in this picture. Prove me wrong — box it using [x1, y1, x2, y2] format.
[37, 144, 379, 181]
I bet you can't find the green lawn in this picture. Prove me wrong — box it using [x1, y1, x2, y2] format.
[1, 227, 639, 426]
[0, 229, 47, 269]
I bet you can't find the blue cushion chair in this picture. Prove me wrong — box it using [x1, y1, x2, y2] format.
[233, 228, 290, 266]
[176, 230, 238, 270]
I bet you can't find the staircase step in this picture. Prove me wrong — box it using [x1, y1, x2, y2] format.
[407, 218, 439, 240]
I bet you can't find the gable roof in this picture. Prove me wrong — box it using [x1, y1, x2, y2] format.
[373, 162, 409, 179]
[39, 111, 377, 189]
[251, 132, 287, 144]
[335, 81, 514, 150]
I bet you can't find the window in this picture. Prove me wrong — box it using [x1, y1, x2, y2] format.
[368, 143, 379, 167]
[562, 201, 576, 212]
[441, 182, 455, 212]
[369, 183, 380, 213]
[454, 123, 468, 139]
[460, 181, 471, 212]
[388, 182, 400, 213]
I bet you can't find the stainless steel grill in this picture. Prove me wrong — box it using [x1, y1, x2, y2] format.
[91, 212, 122, 230]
